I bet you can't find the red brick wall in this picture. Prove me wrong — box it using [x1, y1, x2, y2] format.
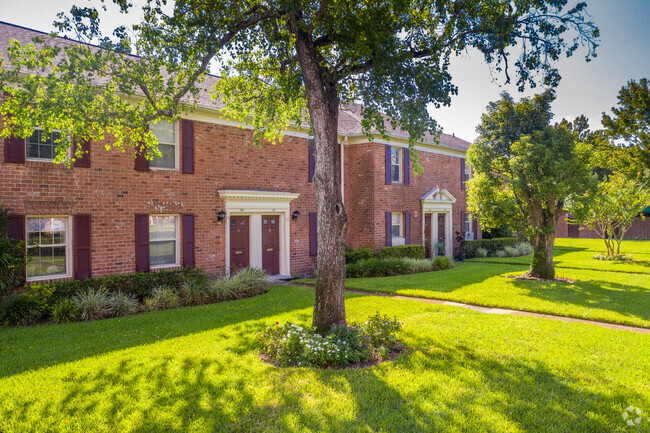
[344, 142, 475, 252]
[1, 118, 318, 279]
[556, 215, 650, 240]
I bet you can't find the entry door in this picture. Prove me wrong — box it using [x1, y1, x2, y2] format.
[437, 213, 446, 256]
[424, 214, 432, 258]
[262, 215, 280, 275]
[230, 216, 250, 271]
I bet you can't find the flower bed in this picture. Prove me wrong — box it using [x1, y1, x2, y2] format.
[592, 253, 634, 261]
[258, 313, 403, 368]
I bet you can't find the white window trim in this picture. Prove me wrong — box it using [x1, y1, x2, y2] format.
[149, 120, 180, 171]
[25, 215, 73, 282]
[391, 147, 403, 184]
[25, 127, 71, 163]
[464, 213, 473, 234]
[391, 212, 405, 245]
[149, 214, 181, 269]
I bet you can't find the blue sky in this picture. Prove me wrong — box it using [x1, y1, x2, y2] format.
[1, 0, 648, 142]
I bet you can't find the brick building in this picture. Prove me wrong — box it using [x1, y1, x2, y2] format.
[0, 21, 478, 282]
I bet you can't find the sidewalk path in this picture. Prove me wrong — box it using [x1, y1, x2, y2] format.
[281, 282, 650, 334]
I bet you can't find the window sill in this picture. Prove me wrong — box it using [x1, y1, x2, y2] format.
[150, 167, 179, 172]
[27, 273, 71, 283]
[150, 264, 181, 270]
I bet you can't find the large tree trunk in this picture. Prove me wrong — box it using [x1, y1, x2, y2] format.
[528, 231, 556, 280]
[292, 20, 348, 334]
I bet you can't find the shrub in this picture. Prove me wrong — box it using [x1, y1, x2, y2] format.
[379, 245, 426, 260]
[107, 292, 139, 317]
[593, 253, 633, 261]
[141, 297, 158, 312]
[47, 267, 203, 303]
[259, 313, 402, 367]
[346, 257, 411, 278]
[504, 246, 518, 257]
[180, 275, 209, 306]
[230, 267, 268, 298]
[345, 247, 375, 264]
[465, 237, 519, 258]
[432, 256, 453, 270]
[27, 283, 57, 317]
[403, 258, 434, 274]
[147, 286, 180, 310]
[73, 287, 111, 321]
[476, 247, 489, 258]
[207, 277, 236, 302]
[515, 242, 534, 256]
[0, 294, 40, 326]
[495, 250, 507, 258]
[51, 299, 79, 324]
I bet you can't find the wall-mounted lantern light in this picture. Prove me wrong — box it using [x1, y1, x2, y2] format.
[217, 210, 227, 222]
[292, 210, 301, 221]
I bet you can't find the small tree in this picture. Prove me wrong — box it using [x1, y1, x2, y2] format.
[467, 91, 593, 280]
[566, 173, 650, 257]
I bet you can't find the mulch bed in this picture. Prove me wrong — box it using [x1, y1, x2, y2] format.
[505, 274, 575, 284]
[259, 344, 407, 370]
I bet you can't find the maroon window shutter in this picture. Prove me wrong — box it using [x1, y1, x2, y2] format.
[135, 214, 150, 272]
[73, 140, 91, 168]
[309, 212, 318, 256]
[404, 149, 410, 186]
[385, 212, 392, 247]
[472, 218, 478, 236]
[405, 211, 411, 244]
[460, 158, 466, 190]
[181, 119, 194, 174]
[4, 135, 25, 164]
[7, 214, 25, 242]
[460, 211, 466, 236]
[134, 145, 149, 171]
[308, 139, 316, 182]
[74, 215, 92, 280]
[182, 214, 195, 267]
[385, 145, 392, 184]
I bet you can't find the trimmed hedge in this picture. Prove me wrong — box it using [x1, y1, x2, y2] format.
[345, 247, 375, 264]
[465, 237, 519, 258]
[42, 267, 203, 304]
[378, 245, 426, 260]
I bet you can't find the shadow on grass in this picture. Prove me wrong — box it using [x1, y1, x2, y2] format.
[511, 277, 650, 324]
[8, 330, 646, 432]
[0, 286, 315, 378]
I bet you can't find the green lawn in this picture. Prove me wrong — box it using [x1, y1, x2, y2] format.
[468, 238, 650, 274]
[296, 239, 650, 328]
[1, 286, 648, 432]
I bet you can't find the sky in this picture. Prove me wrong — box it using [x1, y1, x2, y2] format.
[1, 0, 649, 142]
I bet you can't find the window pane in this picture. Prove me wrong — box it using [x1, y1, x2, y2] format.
[150, 143, 175, 168]
[391, 225, 401, 237]
[26, 217, 68, 278]
[150, 120, 175, 144]
[391, 165, 400, 182]
[150, 240, 176, 266]
[391, 213, 402, 225]
[391, 147, 399, 164]
[39, 144, 53, 160]
[149, 215, 176, 241]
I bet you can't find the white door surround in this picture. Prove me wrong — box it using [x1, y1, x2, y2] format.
[218, 190, 300, 277]
[421, 187, 456, 257]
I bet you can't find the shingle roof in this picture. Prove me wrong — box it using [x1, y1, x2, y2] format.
[0, 21, 471, 151]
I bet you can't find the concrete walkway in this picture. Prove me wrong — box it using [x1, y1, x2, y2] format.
[283, 282, 649, 334]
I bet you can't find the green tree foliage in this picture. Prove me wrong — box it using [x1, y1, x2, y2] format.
[602, 78, 650, 178]
[467, 91, 593, 279]
[566, 173, 650, 257]
[0, 0, 598, 330]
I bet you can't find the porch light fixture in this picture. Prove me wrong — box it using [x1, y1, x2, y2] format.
[292, 210, 300, 221]
[217, 210, 227, 222]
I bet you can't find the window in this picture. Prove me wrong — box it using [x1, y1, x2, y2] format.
[390, 147, 402, 183]
[26, 216, 71, 280]
[464, 213, 472, 233]
[464, 160, 472, 183]
[149, 120, 177, 169]
[149, 215, 179, 267]
[391, 212, 405, 245]
[26, 128, 62, 161]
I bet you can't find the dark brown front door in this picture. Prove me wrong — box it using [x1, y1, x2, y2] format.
[437, 214, 446, 256]
[230, 216, 249, 271]
[424, 214, 432, 258]
[262, 215, 280, 275]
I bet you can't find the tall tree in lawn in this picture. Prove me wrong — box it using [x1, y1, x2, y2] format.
[602, 78, 650, 179]
[0, 1, 598, 331]
[467, 91, 593, 280]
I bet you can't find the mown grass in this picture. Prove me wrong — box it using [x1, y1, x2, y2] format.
[0, 285, 648, 432]
[469, 238, 650, 274]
